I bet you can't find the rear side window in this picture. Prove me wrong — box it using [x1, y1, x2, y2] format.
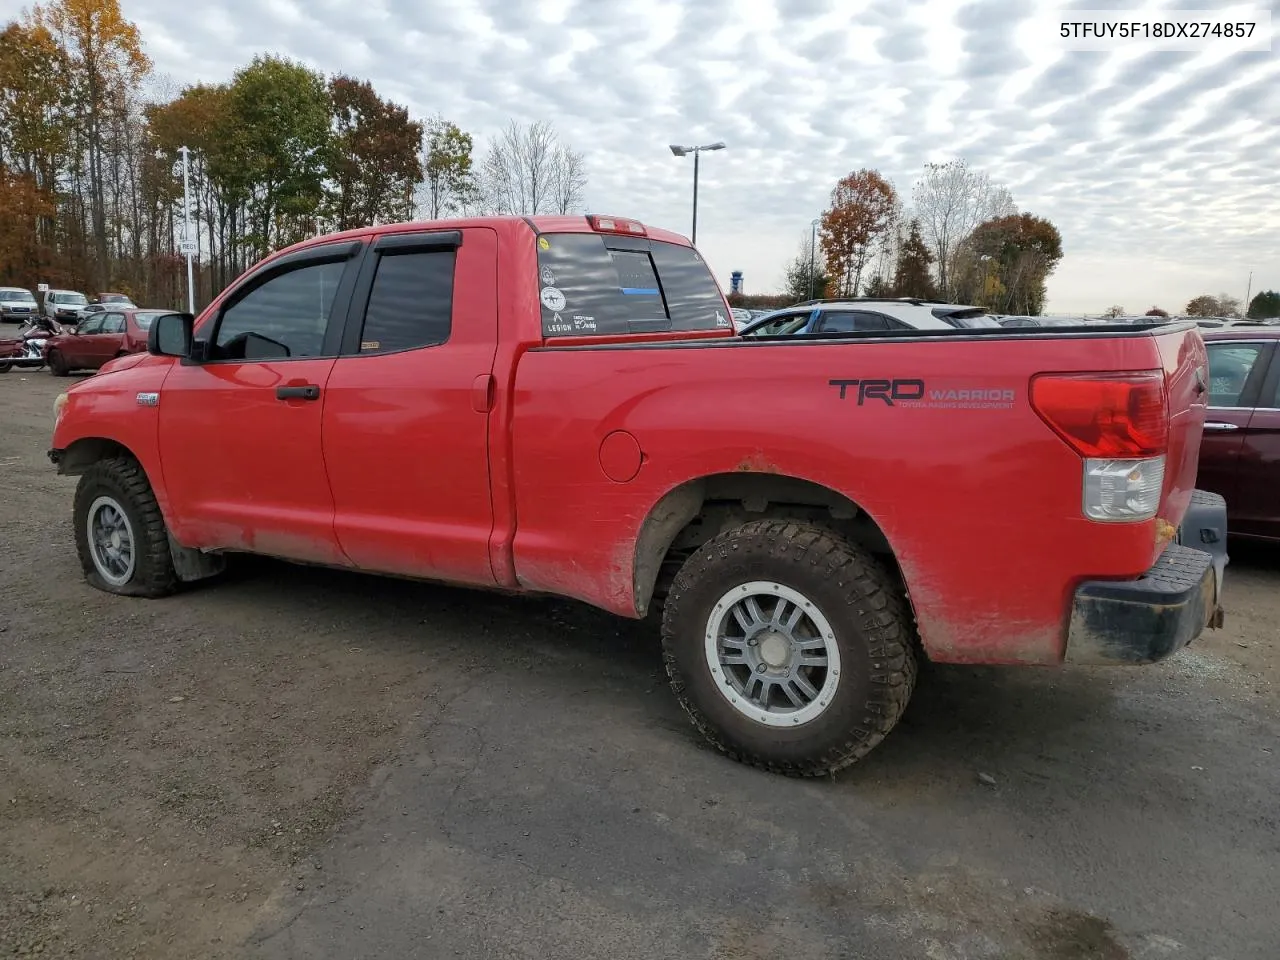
[819, 311, 901, 332]
[358, 250, 455, 353]
[535, 233, 730, 337]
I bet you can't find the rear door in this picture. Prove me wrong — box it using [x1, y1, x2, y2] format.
[95, 312, 127, 364]
[1234, 345, 1280, 539]
[322, 227, 500, 586]
[1197, 339, 1274, 519]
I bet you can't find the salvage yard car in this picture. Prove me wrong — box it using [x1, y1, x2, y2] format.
[44, 307, 168, 375]
[1196, 325, 1280, 541]
[47, 214, 1229, 777]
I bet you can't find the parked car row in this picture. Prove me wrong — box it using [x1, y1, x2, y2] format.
[0, 286, 136, 325]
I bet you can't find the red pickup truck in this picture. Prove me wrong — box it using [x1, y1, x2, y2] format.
[48, 214, 1229, 777]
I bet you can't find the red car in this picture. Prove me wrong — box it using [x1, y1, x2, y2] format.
[44, 308, 175, 375]
[48, 214, 1228, 777]
[1197, 326, 1280, 541]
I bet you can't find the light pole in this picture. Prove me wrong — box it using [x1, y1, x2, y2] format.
[178, 145, 196, 314]
[669, 141, 725, 244]
[808, 217, 820, 300]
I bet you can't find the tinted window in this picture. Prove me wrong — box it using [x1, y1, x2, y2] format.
[357, 250, 456, 354]
[819, 311, 897, 332]
[79, 316, 104, 334]
[535, 233, 729, 337]
[1206, 343, 1264, 406]
[215, 260, 345, 360]
[742, 312, 810, 337]
[101, 313, 126, 334]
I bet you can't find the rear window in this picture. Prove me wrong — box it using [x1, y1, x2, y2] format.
[535, 233, 730, 337]
[132, 311, 173, 330]
[933, 307, 1000, 328]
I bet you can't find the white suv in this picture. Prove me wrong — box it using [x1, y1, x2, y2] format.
[738, 298, 1002, 337]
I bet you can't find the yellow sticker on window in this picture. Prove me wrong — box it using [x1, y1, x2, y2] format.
[537, 237, 550, 251]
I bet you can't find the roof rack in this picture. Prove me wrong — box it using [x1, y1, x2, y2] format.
[791, 296, 942, 308]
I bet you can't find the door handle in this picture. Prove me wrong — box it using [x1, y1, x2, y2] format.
[1203, 421, 1239, 431]
[276, 384, 320, 401]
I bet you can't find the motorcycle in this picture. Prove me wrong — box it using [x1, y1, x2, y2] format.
[0, 317, 66, 373]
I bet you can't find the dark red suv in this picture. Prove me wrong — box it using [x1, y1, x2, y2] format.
[44, 308, 178, 375]
[1197, 326, 1280, 541]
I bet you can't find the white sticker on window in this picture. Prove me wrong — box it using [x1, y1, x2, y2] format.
[540, 265, 556, 285]
[540, 286, 566, 311]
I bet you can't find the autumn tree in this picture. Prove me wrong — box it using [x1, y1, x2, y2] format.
[1185, 293, 1241, 317]
[326, 75, 422, 231]
[33, 0, 150, 286]
[1145, 307, 1168, 317]
[912, 158, 1015, 299]
[1246, 290, 1280, 319]
[0, 21, 72, 287]
[819, 169, 898, 298]
[890, 219, 935, 299]
[966, 213, 1063, 315]
[421, 114, 477, 219]
[226, 55, 331, 257]
[481, 119, 587, 215]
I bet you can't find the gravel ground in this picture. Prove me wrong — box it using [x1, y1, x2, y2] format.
[2, 369, 1278, 960]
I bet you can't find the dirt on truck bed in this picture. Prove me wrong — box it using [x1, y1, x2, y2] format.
[2, 371, 1280, 960]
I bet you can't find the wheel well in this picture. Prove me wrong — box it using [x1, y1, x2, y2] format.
[56, 437, 135, 476]
[633, 472, 907, 618]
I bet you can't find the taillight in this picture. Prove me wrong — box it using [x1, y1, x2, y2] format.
[1031, 371, 1169, 523]
[1030, 371, 1167, 458]
[587, 214, 646, 236]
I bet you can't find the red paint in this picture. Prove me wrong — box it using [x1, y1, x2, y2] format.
[51, 215, 1214, 665]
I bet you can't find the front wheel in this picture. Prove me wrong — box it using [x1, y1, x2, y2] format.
[0, 361, 11, 373]
[73, 456, 178, 597]
[661, 520, 917, 777]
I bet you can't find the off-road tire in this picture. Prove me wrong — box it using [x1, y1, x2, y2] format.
[47, 349, 69, 376]
[661, 519, 917, 777]
[73, 456, 178, 598]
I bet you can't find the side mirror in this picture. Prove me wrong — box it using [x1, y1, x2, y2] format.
[148, 312, 195, 358]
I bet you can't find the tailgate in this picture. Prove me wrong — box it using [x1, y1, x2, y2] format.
[1154, 325, 1209, 531]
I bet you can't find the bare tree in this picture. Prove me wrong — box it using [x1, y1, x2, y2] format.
[550, 143, 586, 215]
[911, 158, 1016, 300]
[480, 119, 587, 215]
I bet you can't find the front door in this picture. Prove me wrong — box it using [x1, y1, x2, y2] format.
[63, 315, 105, 367]
[322, 227, 499, 586]
[157, 240, 365, 566]
[1197, 340, 1274, 529]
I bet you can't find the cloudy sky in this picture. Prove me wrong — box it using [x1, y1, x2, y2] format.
[84, 0, 1280, 312]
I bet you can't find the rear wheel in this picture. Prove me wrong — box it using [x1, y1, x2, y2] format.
[47, 349, 69, 376]
[661, 519, 917, 777]
[73, 456, 177, 598]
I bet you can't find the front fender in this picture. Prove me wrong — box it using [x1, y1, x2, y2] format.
[51, 357, 173, 520]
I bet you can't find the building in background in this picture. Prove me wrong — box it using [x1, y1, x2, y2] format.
[730, 271, 743, 295]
